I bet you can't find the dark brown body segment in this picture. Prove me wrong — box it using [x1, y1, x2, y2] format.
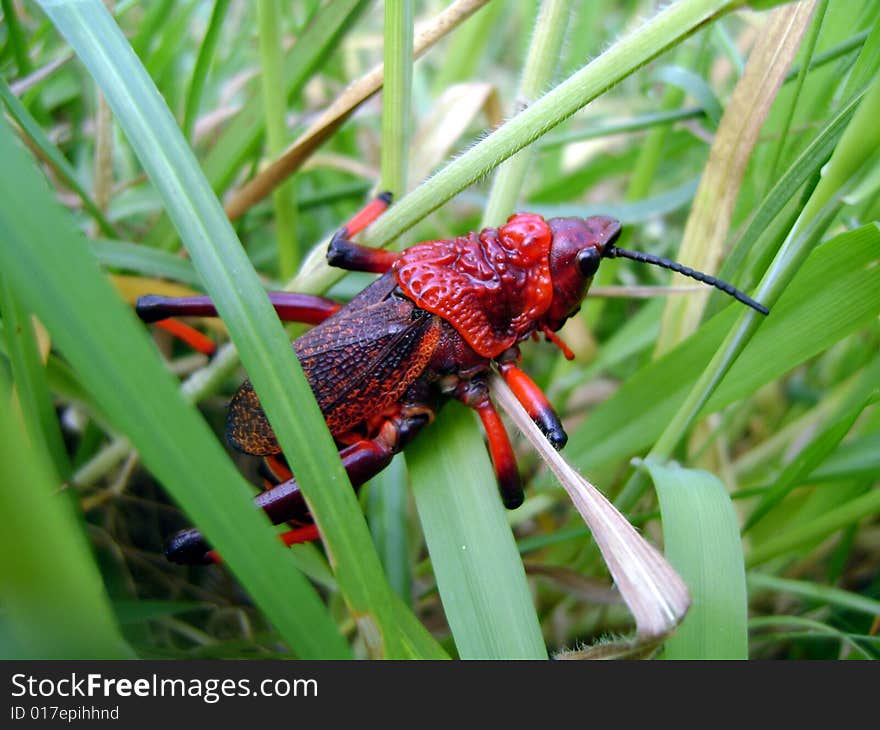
[226, 273, 445, 455]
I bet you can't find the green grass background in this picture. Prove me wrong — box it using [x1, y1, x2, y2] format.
[0, 0, 877, 659]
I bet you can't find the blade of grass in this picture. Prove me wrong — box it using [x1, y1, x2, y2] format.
[643, 459, 748, 659]
[746, 485, 880, 567]
[36, 0, 413, 658]
[367, 0, 414, 606]
[0, 276, 71, 479]
[407, 407, 547, 659]
[91, 239, 202, 287]
[380, 0, 413, 199]
[537, 106, 706, 150]
[808, 431, 880, 483]
[0, 109, 350, 659]
[366, 458, 411, 603]
[0, 369, 133, 659]
[650, 64, 723, 126]
[481, 0, 573, 226]
[708, 88, 862, 316]
[764, 0, 828, 186]
[748, 615, 875, 659]
[743, 388, 874, 532]
[748, 572, 880, 618]
[1, 0, 31, 75]
[258, 0, 299, 278]
[182, 0, 230, 140]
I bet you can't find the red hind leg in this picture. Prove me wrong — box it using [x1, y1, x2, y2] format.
[456, 379, 524, 509]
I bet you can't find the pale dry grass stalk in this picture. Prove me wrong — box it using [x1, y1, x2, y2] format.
[490, 372, 690, 639]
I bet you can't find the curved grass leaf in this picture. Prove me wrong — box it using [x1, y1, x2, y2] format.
[645, 459, 748, 659]
[407, 407, 547, 659]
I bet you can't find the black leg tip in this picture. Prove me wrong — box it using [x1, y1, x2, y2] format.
[326, 233, 346, 267]
[543, 426, 568, 451]
[377, 191, 393, 205]
[135, 294, 166, 323]
[502, 490, 525, 510]
[165, 527, 213, 565]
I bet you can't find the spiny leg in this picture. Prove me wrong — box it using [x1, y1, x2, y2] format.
[165, 407, 431, 565]
[496, 359, 567, 450]
[326, 191, 401, 274]
[456, 379, 524, 509]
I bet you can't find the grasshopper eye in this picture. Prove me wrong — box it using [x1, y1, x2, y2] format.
[577, 248, 601, 278]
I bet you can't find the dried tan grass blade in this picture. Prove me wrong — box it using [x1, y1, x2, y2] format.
[490, 372, 690, 638]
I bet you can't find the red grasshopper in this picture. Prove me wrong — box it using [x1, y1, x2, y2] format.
[137, 194, 768, 564]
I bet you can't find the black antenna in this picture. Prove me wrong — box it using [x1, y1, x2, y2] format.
[604, 246, 769, 315]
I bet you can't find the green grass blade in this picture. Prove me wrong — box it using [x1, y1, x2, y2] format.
[182, 0, 230, 139]
[1, 0, 32, 75]
[743, 390, 872, 532]
[746, 487, 880, 567]
[651, 64, 723, 126]
[0, 277, 71, 479]
[0, 109, 350, 659]
[258, 0, 298, 277]
[764, 0, 827, 186]
[407, 407, 547, 659]
[0, 370, 133, 659]
[748, 573, 880, 618]
[645, 459, 748, 660]
[366, 458, 411, 603]
[708, 89, 862, 315]
[748, 615, 877, 659]
[91, 239, 202, 287]
[537, 106, 706, 150]
[380, 0, 414, 199]
[39, 0, 424, 658]
[481, 0, 573, 226]
[809, 432, 880, 483]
